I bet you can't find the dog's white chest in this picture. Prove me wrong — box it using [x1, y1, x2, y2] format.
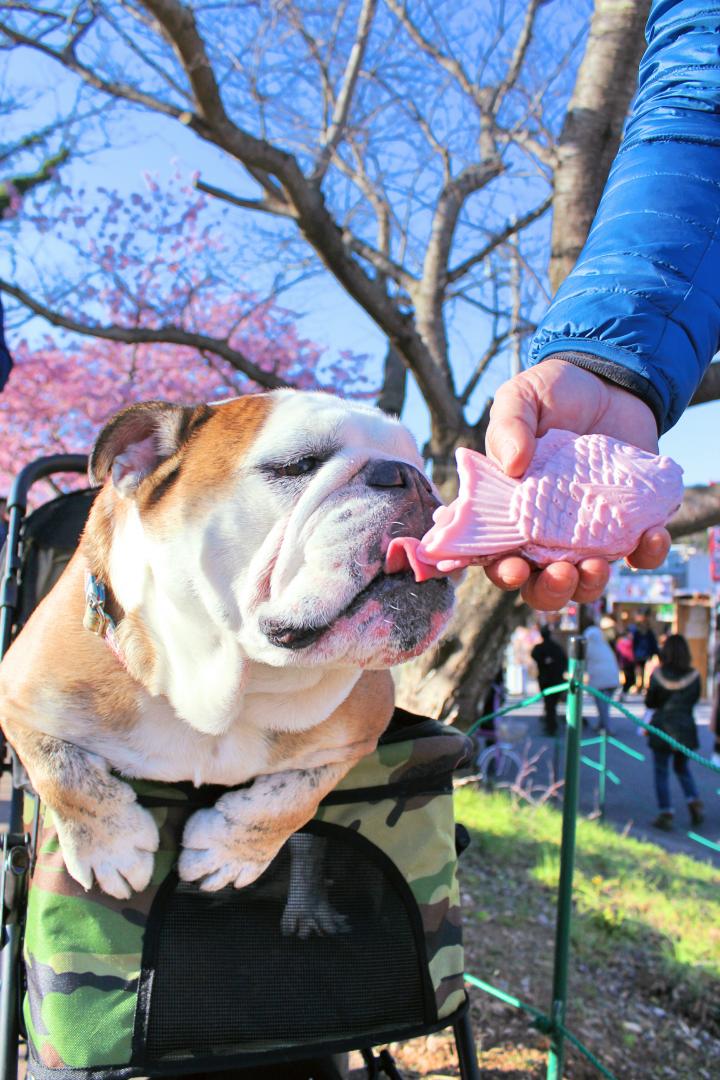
[97, 666, 361, 787]
[103, 699, 271, 786]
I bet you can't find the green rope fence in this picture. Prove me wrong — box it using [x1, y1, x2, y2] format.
[459, 636, 720, 1079]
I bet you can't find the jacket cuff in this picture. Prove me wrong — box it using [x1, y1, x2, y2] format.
[540, 350, 664, 434]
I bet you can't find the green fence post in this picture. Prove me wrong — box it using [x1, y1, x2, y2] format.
[598, 727, 607, 821]
[547, 635, 585, 1080]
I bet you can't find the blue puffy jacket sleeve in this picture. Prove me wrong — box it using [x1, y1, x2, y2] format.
[529, 0, 720, 434]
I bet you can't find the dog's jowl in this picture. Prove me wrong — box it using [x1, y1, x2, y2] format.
[0, 391, 455, 899]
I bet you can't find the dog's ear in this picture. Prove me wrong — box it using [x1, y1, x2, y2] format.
[89, 401, 197, 495]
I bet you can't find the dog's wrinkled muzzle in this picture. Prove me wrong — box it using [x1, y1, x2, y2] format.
[256, 456, 448, 654]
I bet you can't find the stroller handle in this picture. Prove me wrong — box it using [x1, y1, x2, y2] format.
[1, 454, 89, 657]
[5, 454, 89, 512]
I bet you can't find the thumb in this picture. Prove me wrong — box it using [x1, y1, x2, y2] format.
[486, 379, 539, 477]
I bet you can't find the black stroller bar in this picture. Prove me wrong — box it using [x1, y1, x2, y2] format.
[1, 454, 88, 657]
[1, 454, 89, 833]
[0, 457, 91, 1080]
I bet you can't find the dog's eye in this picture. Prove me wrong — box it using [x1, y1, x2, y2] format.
[274, 455, 322, 478]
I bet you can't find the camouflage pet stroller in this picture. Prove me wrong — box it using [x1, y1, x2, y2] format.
[0, 455, 480, 1080]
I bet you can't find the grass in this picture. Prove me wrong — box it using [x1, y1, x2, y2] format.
[379, 787, 720, 1079]
[456, 787, 720, 982]
[459, 786, 716, 989]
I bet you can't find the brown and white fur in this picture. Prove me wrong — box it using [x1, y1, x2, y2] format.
[0, 390, 454, 900]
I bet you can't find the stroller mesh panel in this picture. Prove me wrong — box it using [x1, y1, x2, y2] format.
[12, 487, 99, 627]
[143, 830, 429, 1062]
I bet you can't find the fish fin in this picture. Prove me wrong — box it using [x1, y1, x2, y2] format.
[419, 447, 526, 558]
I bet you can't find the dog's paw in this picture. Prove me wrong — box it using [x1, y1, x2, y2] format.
[54, 801, 159, 900]
[281, 897, 350, 938]
[178, 806, 274, 891]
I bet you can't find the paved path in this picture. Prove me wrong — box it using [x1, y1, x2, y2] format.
[497, 689, 720, 867]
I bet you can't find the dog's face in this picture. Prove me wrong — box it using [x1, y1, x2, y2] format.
[90, 390, 455, 673]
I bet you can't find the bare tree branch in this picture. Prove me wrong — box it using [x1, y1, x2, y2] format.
[689, 361, 720, 407]
[0, 277, 291, 389]
[488, 0, 549, 113]
[0, 13, 189, 121]
[139, 0, 464, 432]
[310, 0, 377, 185]
[462, 325, 534, 409]
[375, 344, 407, 415]
[668, 486, 720, 539]
[341, 231, 414, 290]
[331, 137, 394, 274]
[0, 119, 64, 166]
[384, 0, 481, 107]
[416, 159, 504, 369]
[418, 157, 505, 295]
[501, 22, 588, 170]
[106, 2, 188, 100]
[195, 178, 296, 218]
[447, 194, 552, 284]
[0, 146, 68, 212]
[498, 124, 557, 170]
[280, 2, 334, 136]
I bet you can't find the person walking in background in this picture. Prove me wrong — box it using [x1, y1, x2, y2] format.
[645, 634, 703, 831]
[615, 629, 636, 700]
[710, 642, 720, 768]
[0, 295, 13, 392]
[600, 611, 618, 650]
[582, 613, 620, 732]
[531, 626, 567, 736]
[631, 611, 659, 693]
[644, 631, 666, 685]
[711, 687, 720, 769]
[476, 667, 506, 747]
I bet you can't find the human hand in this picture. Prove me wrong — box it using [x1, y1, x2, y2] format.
[483, 357, 671, 611]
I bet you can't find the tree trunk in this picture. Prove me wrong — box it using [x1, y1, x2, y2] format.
[549, 0, 651, 294]
[668, 486, 720, 539]
[395, 570, 526, 725]
[396, 0, 652, 725]
[690, 361, 720, 407]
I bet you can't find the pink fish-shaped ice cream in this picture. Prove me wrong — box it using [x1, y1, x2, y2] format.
[385, 429, 683, 578]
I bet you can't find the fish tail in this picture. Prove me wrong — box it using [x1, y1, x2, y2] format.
[419, 447, 526, 559]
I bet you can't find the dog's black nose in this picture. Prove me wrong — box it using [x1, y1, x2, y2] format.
[364, 459, 411, 489]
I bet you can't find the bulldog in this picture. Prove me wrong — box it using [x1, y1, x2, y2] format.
[0, 390, 454, 901]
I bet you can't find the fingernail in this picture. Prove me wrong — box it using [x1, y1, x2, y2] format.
[547, 581, 568, 597]
[546, 571, 571, 596]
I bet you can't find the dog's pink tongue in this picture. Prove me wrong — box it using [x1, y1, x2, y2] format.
[385, 537, 447, 582]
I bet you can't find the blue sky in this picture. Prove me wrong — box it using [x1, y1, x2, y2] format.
[292, 277, 720, 489]
[657, 399, 720, 488]
[2, 44, 717, 489]
[6, 137, 718, 488]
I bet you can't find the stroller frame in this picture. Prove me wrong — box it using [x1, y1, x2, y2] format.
[0, 455, 480, 1080]
[1, 455, 90, 1080]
